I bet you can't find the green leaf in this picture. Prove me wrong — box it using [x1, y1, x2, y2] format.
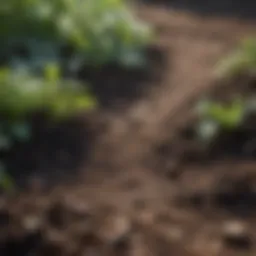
[0, 67, 97, 121]
[215, 37, 256, 78]
[222, 100, 244, 128]
[72, 95, 98, 110]
[0, 163, 15, 193]
[44, 63, 60, 82]
[0, 68, 9, 80]
[0, 0, 152, 67]
[202, 100, 244, 129]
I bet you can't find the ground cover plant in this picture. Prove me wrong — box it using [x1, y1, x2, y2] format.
[151, 37, 256, 176]
[0, 0, 157, 189]
[1, 0, 153, 71]
[215, 37, 256, 79]
[195, 38, 256, 145]
[0, 65, 97, 190]
[1, 0, 164, 108]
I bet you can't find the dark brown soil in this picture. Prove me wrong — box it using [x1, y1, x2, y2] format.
[1, 113, 97, 189]
[0, 44, 166, 190]
[78, 46, 167, 109]
[1, 3, 256, 256]
[138, 0, 256, 19]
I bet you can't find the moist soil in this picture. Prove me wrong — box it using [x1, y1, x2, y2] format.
[0, 45, 167, 190]
[1, 3, 256, 256]
[139, 0, 256, 19]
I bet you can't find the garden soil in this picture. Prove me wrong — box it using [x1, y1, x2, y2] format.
[1, 3, 256, 256]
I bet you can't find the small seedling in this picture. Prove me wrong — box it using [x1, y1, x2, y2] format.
[215, 37, 256, 79]
[195, 98, 246, 143]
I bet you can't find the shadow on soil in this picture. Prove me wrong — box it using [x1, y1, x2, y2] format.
[77, 46, 167, 109]
[0, 114, 97, 190]
[0, 231, 43, 256]
[140, 0, 256, 20]
[180, 175, 256, 218]
[175, 120, 256, 217]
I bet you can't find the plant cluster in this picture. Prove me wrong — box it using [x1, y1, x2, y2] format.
[0, 65, 97, 190]
[195, 37, 256, 143]
[1, 0, 152, 70]
[195, 97, 256, 143]
[215, 37, 256, 79]
[0, 65, 96, 120]
[0, 0, 153, 190]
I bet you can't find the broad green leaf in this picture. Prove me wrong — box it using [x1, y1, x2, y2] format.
[44, 63, 60, 82]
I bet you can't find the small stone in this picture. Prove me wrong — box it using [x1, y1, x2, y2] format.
[44, 230, 78, 255]
[23, 215, 42, 232]
[98, 214, 131, 244]
[166, 226, 183, 241]
[46, 230, 67, 246]
[223, 221, 246, 235]
[222, 221, 252, 250]
[137, 211, 155, 225]
[64, 197, 91, 219]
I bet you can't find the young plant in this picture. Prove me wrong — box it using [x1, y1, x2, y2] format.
[0, 65, 97, 191]
[1, 0, 153, 70]
[0, 65, 97, 120]
[195, 98, 245, 142]
[215, 37, 256, 79]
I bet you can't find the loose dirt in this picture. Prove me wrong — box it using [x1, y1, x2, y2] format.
[1, 3, 256, 256]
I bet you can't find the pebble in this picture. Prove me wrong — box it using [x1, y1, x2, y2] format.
[166, 226, 183, 241]
[98, 214, 131, 244]
[23, 215, 42, 232]
[222, 221, 252, 250]
[137, 211, 155, 225]
[64, 198, 91, 219]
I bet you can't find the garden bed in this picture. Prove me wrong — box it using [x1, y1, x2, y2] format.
[0, 1, 256, 256]
[149, 72, 256, 223]
[0, 43, 166, 191]
[78, 45, 166, 109]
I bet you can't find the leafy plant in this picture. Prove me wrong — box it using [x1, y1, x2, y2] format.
[0, 65, 97, 191]
[215, 37, 256, 79]
[0, 65, 97, 120]
[195, 98, 246, 142]
[1, 0, 153, 70]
